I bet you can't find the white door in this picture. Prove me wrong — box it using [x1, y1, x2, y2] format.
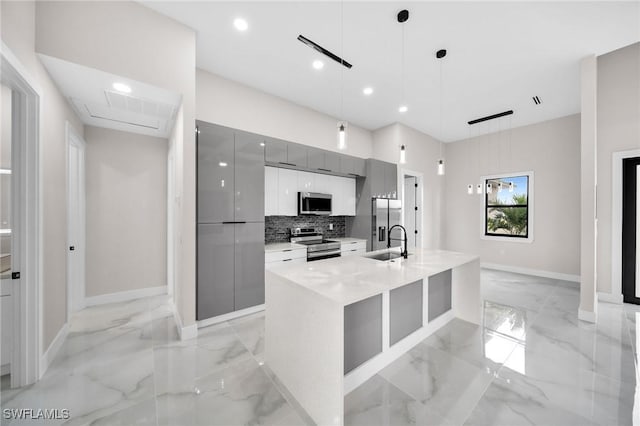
[0, 84, 14, 378]
[67, 125, 85, 317]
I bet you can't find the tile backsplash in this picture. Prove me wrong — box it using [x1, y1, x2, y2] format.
[265, 215, 347, 243]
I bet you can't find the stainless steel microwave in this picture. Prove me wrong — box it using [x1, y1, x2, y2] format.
[298, 192, 332, 215]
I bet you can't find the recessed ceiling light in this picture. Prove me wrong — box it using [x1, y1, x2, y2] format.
[219, 162, 228, 167]
[398, 105, 408, 113]
[312, 60, 324, 70]
[112, 82, 131, 94]
[363, 87, 373, 96]
[233, 18, 248, 32]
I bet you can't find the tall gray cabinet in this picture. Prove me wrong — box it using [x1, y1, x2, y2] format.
[197, 121, 265, 320]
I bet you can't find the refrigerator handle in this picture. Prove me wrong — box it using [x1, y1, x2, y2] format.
[378, 226, 386, 242]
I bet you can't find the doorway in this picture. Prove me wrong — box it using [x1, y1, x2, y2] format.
[66, 123, 86, 318]
[1, 45, 43, 388]
[622, 157, 640, 304]
[1, 84, 14, 384]
[401, 171, 423, 250]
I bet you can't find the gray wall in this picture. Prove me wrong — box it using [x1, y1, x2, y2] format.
[596, 42, 640, 294]
[444, 114, 581, 277]
[85, 126, 167, 297]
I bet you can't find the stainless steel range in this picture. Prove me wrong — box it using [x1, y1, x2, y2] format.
[290, 228, 341, 262]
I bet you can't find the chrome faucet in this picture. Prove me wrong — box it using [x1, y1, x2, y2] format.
[387, 224, 409, 259]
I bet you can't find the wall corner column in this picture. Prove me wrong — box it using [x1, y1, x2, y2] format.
[579, 54, 598, 323]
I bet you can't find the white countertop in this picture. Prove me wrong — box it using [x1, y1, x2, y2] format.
[264, 242, 306, 253]
[266, 248, 479, 306]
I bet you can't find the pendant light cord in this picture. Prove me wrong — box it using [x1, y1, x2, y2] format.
[340, 0, 344, 123]
[439, 55, 443, 159]
[401, 22, 406, 106]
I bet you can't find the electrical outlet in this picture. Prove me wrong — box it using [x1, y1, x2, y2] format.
[329, 223, 333, 230]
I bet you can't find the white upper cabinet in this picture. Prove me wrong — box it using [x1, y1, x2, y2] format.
[314, 173, 331, 194]
[297, 170, 315, 193]
[265, 168, 356, 217]
[265, 166, 278, 216]
[278, 168, 298, 216]
[330, 175, 356, 216]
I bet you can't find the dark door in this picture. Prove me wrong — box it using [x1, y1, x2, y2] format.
[234, 131, 265, 223]
[197, 122, 235, 223]
[622, 157, 640, 304]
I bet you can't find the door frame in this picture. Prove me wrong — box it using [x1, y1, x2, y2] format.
[1, 42, 43, 386]
[399, 168, 424, 249]
[65, 122, 86, 320]
[612, 149, 640, 303]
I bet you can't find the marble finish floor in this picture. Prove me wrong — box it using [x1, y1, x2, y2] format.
[1, 269, 638, 425]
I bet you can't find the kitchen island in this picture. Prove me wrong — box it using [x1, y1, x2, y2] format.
[265, 248, 480, 426]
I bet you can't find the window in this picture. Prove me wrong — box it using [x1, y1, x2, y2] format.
[484, 175, 530, 238]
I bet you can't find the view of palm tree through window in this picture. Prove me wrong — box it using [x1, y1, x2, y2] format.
[485, 175, 529, 237]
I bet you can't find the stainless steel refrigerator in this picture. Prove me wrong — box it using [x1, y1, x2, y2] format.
[372, 198, 403, 251]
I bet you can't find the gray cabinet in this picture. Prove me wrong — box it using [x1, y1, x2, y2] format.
[344, 295, 382, 374]
[390, 280, 423, 345]
[264, 138, 287, 164]
[265, 138, 307, 168]
[307, 147, 324, 170]
[235, 131, 265, 223]
[367, 159, 397, 198]
[385, 162, 398, 198]
[197, 224, 235, 319]
[197, 124, 235, 223]
[340, 156, 365, 176]
[287, 143, 308, 168]
[197, 121, 265, 321]
[234, 222, 265, 310]
[308, 147, 340, 173]
[428, 269, 452, 321]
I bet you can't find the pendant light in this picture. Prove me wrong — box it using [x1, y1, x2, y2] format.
[486, 182, 492, 193]
[437, 49, 447, 176]
[476, 184, 483, 194]
[467, 184, 473, 195]
[400, 145, 407, 164]
[337, 1, 347, 150]
[398, 10, 409, 114]
[498, 182, 503, 192]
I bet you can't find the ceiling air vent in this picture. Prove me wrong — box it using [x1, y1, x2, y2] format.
[104, 90, 177, 120]
[532, 96, 542, 105]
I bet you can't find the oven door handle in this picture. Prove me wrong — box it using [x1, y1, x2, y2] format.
[307, 249, 342, 259]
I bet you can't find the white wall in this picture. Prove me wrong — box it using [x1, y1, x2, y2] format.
[1, 0, 85, 350]
[1, 85, 11, 255]
[372, 123, 445, 249]
[196, 69, 373, 159]
[596, 42, 640, 295]
[84, 126, 167, 297]
[444, 114, 581, 277]
[35, 1, 197, 328]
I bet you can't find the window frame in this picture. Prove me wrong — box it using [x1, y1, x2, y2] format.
[480, 171, 534, 243]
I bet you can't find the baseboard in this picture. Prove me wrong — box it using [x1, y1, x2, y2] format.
[197, 304, 265, 329]
[598, 292, 624, 304]
[171, 302, 198, 341]
[85, 286, 166, 307]
[578, 308, 597, 323]
[481, 262, 580, 284]
[39, 322, 68, 377]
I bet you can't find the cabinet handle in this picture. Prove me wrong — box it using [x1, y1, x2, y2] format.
[282, 259, 293, 262]
[283, 249, 293, 252]
[317, 168, 331, 172]
[222, 221, 247, 224]
[279, 162, 296, 167]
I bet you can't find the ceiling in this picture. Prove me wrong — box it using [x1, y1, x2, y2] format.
[39, 54, 182, 138]
[143, 1, 639, 142]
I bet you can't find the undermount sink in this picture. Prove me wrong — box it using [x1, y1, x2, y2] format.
[366, 252, 407, 262]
